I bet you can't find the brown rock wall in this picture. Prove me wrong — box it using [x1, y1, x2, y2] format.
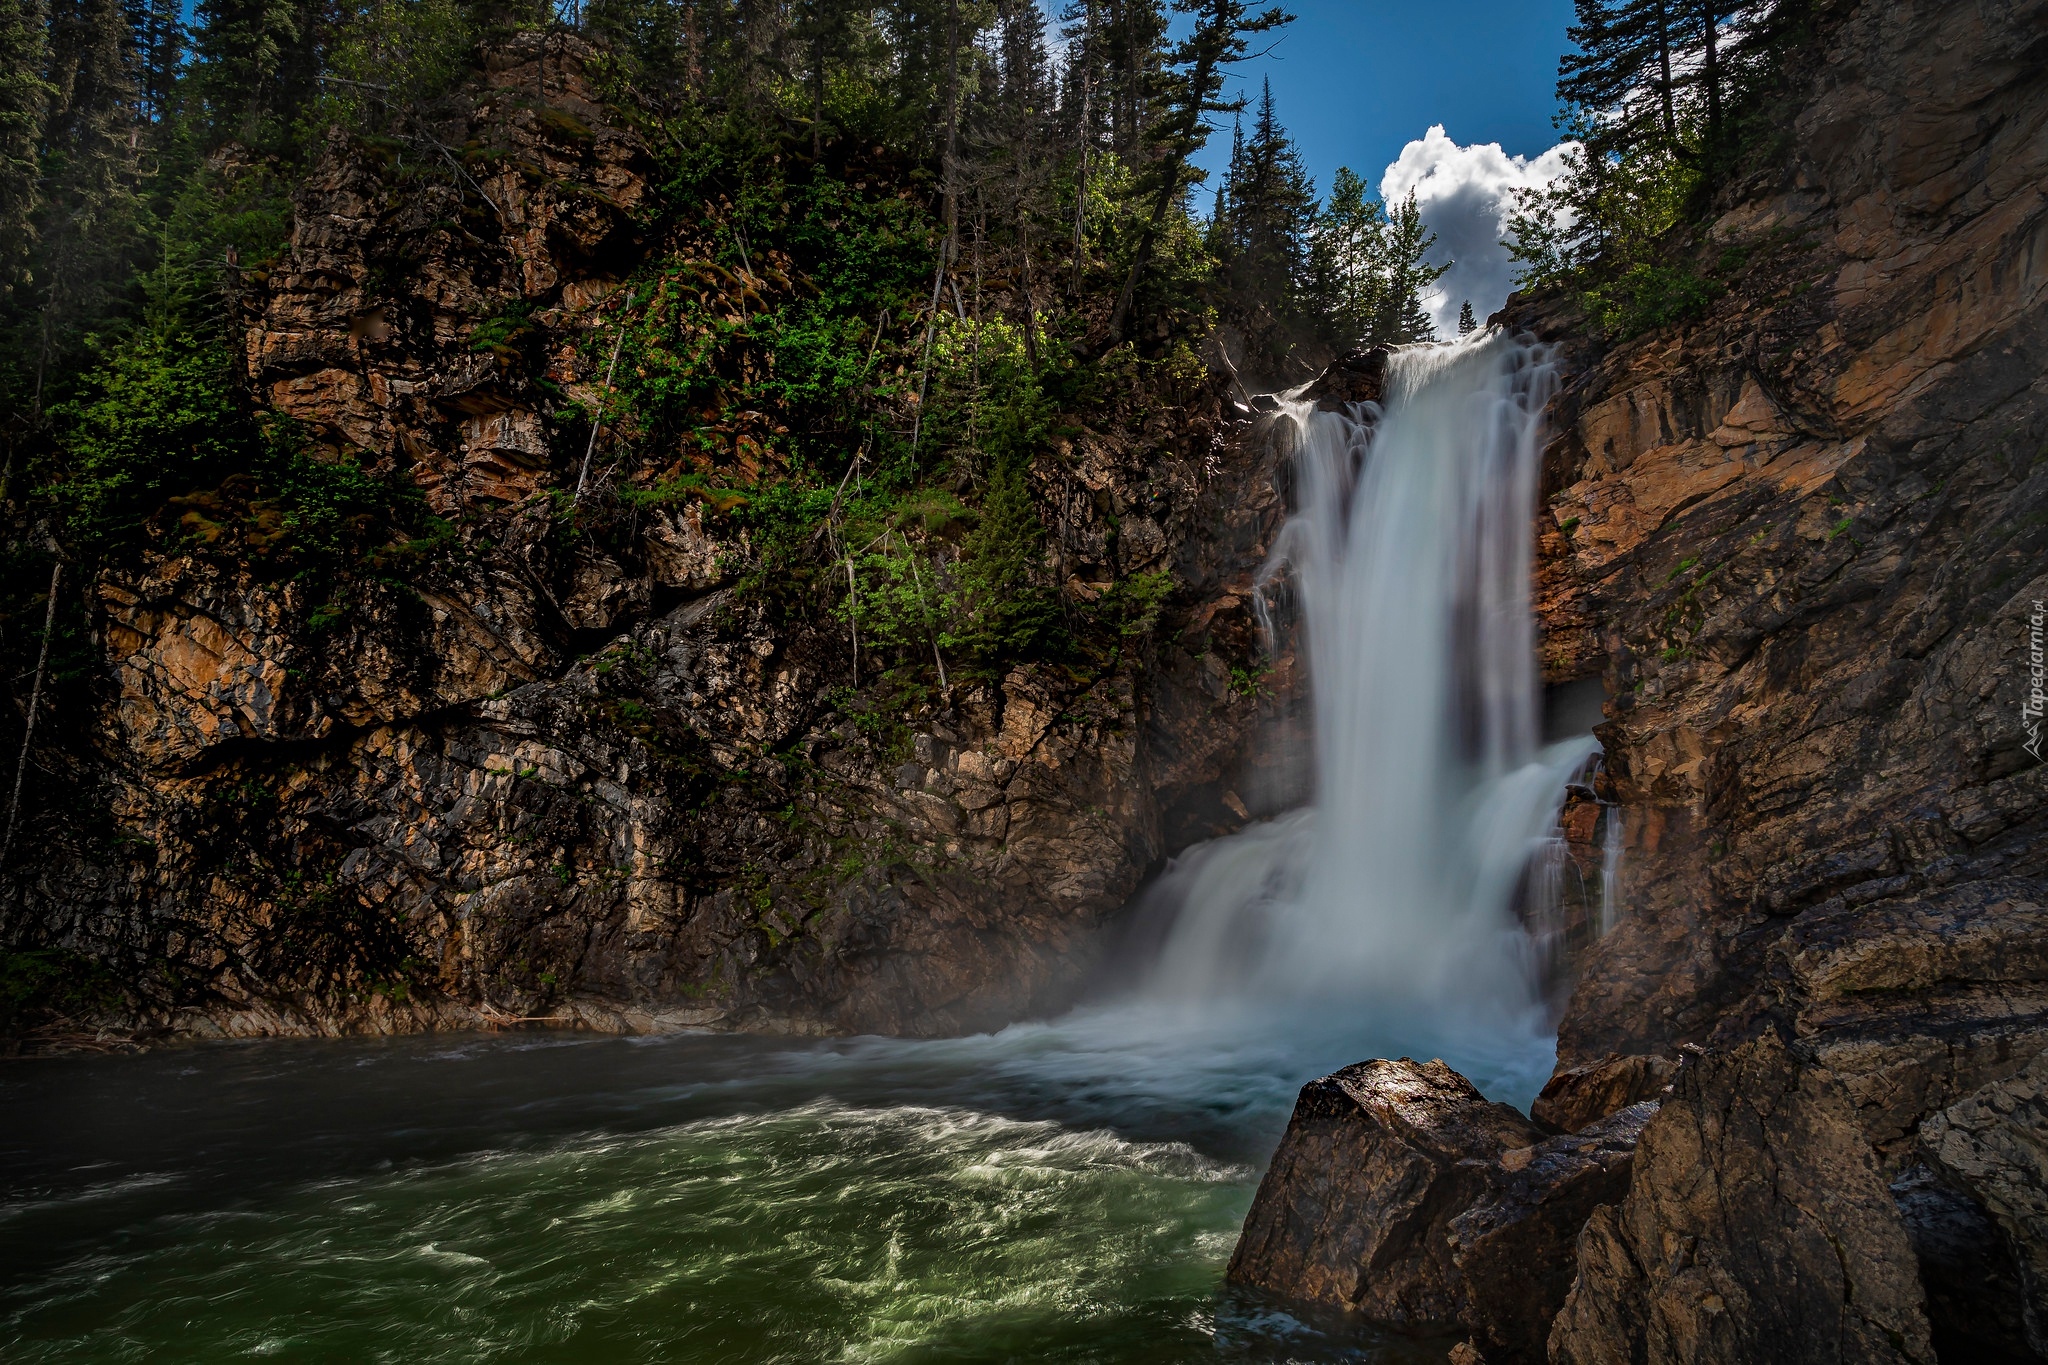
[1547, 1037, 1935, 1365]
[1520, 0, 2048, 1160]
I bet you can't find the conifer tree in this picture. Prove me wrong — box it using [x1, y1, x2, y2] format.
[1559, 0, 1680, 151]
[1457, 299, 1476, 334]
[1104, 0, 1291, 341]
[27, 0, 144, 401]
[1305, 164, 1384, 348]
[1376, 192, 1445, 343]
[791, 0, 863, 155]
[1215, 79, 1315, 377]
[0, 0, 52, 293]
[189, 0, 323, 152]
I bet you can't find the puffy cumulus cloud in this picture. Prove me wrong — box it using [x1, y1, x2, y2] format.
[1379, 126, 1577, 336]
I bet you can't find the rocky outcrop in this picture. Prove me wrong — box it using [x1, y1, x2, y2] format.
[1228, 1058, 1654, 1364]
[2, 35, 1293, 1041]
[1548, 1036, 1934, 1365]
[1522, 0, 2048, 1169]
[1530, 1053, 1677, 1134]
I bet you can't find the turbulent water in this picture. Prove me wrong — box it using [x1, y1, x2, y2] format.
[2, 1017, 1533, 1363]
[3, 332, 1589, 1364]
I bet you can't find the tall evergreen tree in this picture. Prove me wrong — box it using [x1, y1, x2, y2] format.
[188, 0, 322, 152]
[1305, 164, 1384, 348]
[1559, 0, 1680, 152]
[0, 0, 52, 293]
[1457, 299, 1476, 334]
[1376, 192, 1445, 343]
[1104, 0, 1291, 341]
[26, 0, 144, 403]
[1214, 79, 1315, 377]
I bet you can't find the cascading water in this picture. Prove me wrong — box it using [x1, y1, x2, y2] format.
[1144, 330, 1596, 1034]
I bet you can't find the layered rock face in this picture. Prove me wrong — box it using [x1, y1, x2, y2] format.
[1532, 0, 2048, 1134]
[8, 36, 1291, 1039]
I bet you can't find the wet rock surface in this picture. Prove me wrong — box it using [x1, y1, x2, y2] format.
[1547, 1036, 1934, 1365]
[1227, 1058, 1654, 1364]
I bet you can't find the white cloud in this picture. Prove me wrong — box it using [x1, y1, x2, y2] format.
[1379, 126, 1577, 336]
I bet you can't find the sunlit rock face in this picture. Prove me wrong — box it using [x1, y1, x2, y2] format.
[1521, 0, 2048, 1150]
[13, 34, 1298, 1041]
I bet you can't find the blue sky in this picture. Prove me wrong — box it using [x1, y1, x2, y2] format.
[1180, 0, 1580, 204]
[1163, 0, 1586, 331]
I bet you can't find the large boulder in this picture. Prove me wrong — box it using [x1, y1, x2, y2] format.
[1227, 1057, 1652, 1363]
[1449, 1103, 1655, 1363]
[1548, 1035, 1935, 1365]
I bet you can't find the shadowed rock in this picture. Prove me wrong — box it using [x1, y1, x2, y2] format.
[1548, 1035, 1934, 1365]
[1449, 1103, 1654, 1362]
[1531, 1054, 1677, 1134]
[1226, 1058, 1654, 1364]
[1892, 1163, 2041, 1364]
[1918, 1048, 2048, 1358]
[1301, 347, 1389, 410]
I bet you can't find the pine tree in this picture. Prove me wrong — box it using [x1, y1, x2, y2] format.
[1305, 164, 1384, 349]
[791, 0, 864, 156]
[1376, 192, 1446, 344]
[188, 0, 323, 152]
[28, 0, 145, 401]
[1104, 0, 1292, 341]
[1559, 0, 1680, 152]
[1457, 299, 1476, 334]
[0, 0, 52, 293]
[1216, 79, 1315, 378]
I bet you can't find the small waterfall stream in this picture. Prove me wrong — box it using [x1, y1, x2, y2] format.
[1144, 330, 1596, 1031]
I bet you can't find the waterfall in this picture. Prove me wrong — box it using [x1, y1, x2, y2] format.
[1599, 803, 1626, 936]
[1143, 331, 1596, 1028]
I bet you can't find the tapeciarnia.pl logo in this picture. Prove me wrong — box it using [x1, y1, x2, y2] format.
[2027, 598, 2045, 762]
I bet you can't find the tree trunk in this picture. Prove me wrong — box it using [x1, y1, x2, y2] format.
[0, 559, 61, 873]
[811, 33, 825, 158]
[1071, 0, 1095, 295]
[1701, 0, 1722, 155]
[943, 0, 962, 270]
[1655, 0, 1677, 142]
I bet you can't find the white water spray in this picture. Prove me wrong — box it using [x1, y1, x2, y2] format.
[1144, 331, 1595, 1030]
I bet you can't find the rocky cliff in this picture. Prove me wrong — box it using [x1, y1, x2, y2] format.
[1232, 0, 2048, 1359]
[2, 36, 1295, 1042]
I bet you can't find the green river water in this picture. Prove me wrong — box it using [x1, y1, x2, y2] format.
[2, 1005, 1551, 1364]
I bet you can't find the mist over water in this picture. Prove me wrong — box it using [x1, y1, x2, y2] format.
[2, 332, 1588, 1363]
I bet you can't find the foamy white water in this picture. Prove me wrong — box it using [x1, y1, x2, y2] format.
[1143, 331, 1595, 1042]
